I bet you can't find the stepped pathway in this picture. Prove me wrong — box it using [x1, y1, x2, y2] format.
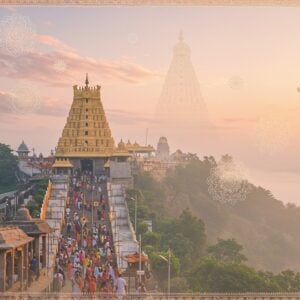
[108, 183, 138, 270]
[56, 174, 117, 294]
[108, 183, 139, 293]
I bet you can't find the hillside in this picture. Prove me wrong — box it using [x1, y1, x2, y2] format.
[133, 155, 300, 273]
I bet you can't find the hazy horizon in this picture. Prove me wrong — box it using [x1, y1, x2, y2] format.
[1, 6, 300, 205]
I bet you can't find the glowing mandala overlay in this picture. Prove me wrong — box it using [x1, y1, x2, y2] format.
[0, 13, 36, 57]
[9, 83, 41, 114]
[127, 32, 138, 45]
[53, 60, 67, 73]
[207, 159, 252, 205]
[252, 113, 290, 156]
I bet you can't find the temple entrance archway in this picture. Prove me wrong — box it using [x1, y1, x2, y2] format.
[81, 159, 93, 173]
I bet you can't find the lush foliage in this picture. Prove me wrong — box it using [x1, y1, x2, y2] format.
[126, 187, 206, 291]
[0, 143, 18, 193]
[26, 179, 48, 217]
[207, 238, 247, 264]
[129, 158, 300, 292]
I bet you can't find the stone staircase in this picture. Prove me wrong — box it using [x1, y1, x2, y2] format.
[108, 183, 139, 272]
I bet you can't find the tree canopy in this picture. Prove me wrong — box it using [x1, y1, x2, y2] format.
[0, 143, 18, 193]
[130, 159, 300, 292]
[207, 238, 247, 263]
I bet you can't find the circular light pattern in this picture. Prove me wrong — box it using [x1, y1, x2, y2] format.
[127, 32, 138, 45]
[53, 59, 67, 73]
[252, 112, 291, 156]
[207, 158, 252, 205]
[8, 82, 41, 115]
[228, 76, 244, 90]
[0, 13, 36, 57]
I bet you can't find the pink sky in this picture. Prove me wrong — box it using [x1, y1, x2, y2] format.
[1, 6, 300, 204]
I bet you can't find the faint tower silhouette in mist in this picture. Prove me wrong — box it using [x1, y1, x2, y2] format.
[156, 32, 209, 127]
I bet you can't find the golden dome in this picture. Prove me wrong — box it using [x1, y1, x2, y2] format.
[118, 139, 127, 150]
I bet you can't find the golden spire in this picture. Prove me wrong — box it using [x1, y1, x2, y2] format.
[85, 73, 89, 88]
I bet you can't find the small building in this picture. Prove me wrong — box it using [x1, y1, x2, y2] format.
[0, 226, 33, 292]
[17, 141, 30, 160]
[2, 205, 51, 282]
[52, 157, 74, 175]
[124, 140, 155, 158]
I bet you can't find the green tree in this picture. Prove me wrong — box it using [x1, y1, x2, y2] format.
[162, 277, 190, 293]
[0, 143, 18, 192]
[207, 238, 247, 263]
[176, 209, 206, 255]
[136, 220, 148, 236]
[143, 231, 161, 248]
[188, 257, 271, 292]
[272, 270, 300, 292]
[149, 250, 180, 281]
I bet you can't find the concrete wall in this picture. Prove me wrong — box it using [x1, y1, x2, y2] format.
[44, 175, 69, 281]
[109, 161, 131, 179]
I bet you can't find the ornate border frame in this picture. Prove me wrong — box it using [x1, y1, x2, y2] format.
[0, 0, 300, 6]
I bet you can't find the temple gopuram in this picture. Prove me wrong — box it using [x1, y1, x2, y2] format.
[53, 75, 154, 179]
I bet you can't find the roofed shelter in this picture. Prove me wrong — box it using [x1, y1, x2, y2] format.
[0, 226, 33, 292]
[2, 205, 51, 282]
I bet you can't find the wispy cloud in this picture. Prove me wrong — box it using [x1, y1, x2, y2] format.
[0, 89, 69, 117]
[38, 97, 69, 117]
[0, 34, 159, 86]
[0, 90, 13, 113]
[36, 34, 76, 53]
[106, 109, 157, 125]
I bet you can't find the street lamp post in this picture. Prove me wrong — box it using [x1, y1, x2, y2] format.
[138, 234, 143, 284]
[130, 197, 137, 233]
[159, 248, 171, 296]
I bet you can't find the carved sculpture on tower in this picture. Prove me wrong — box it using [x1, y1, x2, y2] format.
[53, 75, 129, 174]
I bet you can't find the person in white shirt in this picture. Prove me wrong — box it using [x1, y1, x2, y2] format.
[115, 273, 127, 296]
[53, 271, 64, 292]
[66, 207, 70, 216]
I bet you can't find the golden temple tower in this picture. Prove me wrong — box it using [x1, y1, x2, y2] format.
[53, 75, 129, 174]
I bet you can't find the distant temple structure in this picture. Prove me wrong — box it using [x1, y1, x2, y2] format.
[156, 32, 208, 126]
[53, 75, 154, 179]
[17, 141, 30, 160]
[156, 137, 170, 161]
[155, 33, 214, 153]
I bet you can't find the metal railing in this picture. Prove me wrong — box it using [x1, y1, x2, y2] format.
[3, 292, 300, 300]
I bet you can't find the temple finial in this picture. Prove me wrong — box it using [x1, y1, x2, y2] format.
[85, 73, 89, 87]
[179, 31, 183, 42]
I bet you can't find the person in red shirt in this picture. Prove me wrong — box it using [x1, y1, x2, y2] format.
[89, 276, 96, 294]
